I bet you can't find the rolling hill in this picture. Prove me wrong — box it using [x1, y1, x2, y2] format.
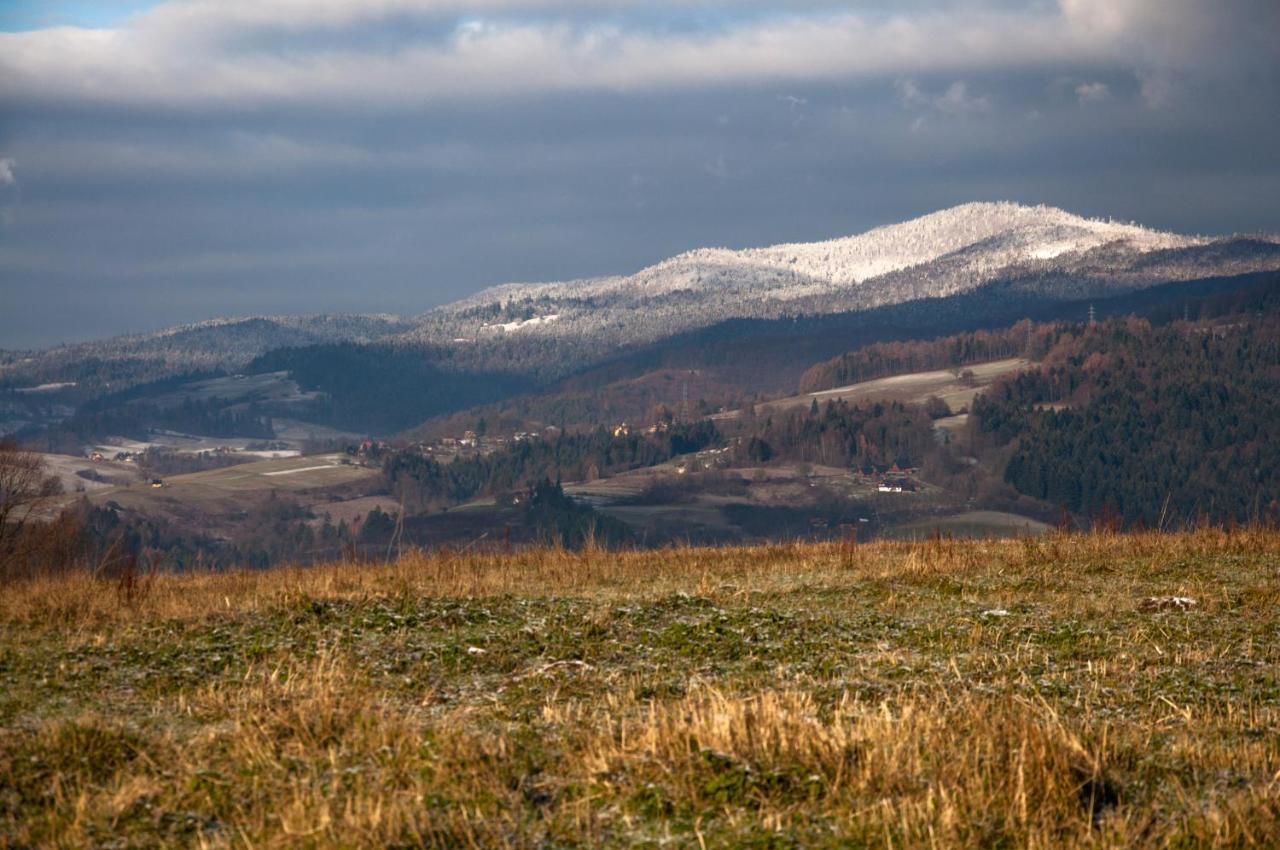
[6, 202, 1279, 392]
[408, 202, 1280, 376]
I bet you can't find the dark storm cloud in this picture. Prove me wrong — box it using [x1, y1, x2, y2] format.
[0, 0, 1277, 348]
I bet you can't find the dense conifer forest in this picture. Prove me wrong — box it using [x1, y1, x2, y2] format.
[798, 323, 1037, 392]
[974, 316, 1280, 525]
[733, 400, 939, 470]
[247, 343, 527, 433]
[383, 422, 721, 512]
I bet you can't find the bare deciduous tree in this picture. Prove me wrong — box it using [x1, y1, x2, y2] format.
[0, 438, 58, 555]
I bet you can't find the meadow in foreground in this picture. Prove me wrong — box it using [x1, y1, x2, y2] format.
[1, 530, 1278, 848]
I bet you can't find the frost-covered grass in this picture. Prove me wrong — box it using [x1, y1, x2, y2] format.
[2, 529, 1278, 848]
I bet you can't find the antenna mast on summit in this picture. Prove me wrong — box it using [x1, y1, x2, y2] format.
[681, 380, 689, 422]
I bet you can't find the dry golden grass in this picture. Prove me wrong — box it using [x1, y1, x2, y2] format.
[2, 529, 1279, 847]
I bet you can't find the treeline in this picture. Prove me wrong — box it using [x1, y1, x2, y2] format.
[392, 399, 946, 517]
[413, 368, 757, 444]
[800, 273, 1280, 397]
[516, 478, 631, 546]
[3, 494, 368, 580]
[72, 398, 272, 443]
[798, 321, 1041, 393]
[384, 422, 720, 512]
[31, 398, 274, 453]
[386, 479, 631, 550]
[0, 355, 198, 398]
[248, 343, 527, 434]
[735, 399, 938, 470]
[149, 398, 274, 440]
[134, 448, 257, 476]
[973, 316, 1280, 526]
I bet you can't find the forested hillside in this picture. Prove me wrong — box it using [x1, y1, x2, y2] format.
[8, 205, 1279, 409]
[974, 315, 1280, 525]
[247, 344, 526, 433]
[733, 400, 939, 471]
[799, 322, 1039, 393]
[796, 271, 1280, 393]
[384, 422, 721, 512]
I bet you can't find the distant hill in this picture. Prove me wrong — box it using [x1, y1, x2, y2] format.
[409, 202, 1280, 377]
[6, 203, 1279, 392]
[1, 314, 416, 391]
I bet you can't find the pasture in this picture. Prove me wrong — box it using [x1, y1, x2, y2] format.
[2, 529, 1277, 848]
[716, 357, 1032, 420]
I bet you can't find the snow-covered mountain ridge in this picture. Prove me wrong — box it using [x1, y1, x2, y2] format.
[0, 314, 416, 387]
[7, 203, 1279, 385]
[413, 202, 1276, 369]
[441, 202, 1200, 314]
[639, 201, 1195, 297]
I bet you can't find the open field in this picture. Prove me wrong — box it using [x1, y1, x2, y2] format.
[39, 453, 144, 494]
[53, 454, 386, 536]
[86, 418, 360, 459]
[308, 494, 401, 527]
[91, 434, 300, 458]
[715, 357, 1031, 421]
[93, 453, 377, 502]
[271, 418, 365, 446]
[565, 463, 961, 544]
[881, 510, 1052, 540]
[2, 530, 1278, 848]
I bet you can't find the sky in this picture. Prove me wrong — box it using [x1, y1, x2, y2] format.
[1, 0, 1278, 349]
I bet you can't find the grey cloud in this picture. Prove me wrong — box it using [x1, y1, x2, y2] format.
[897, 79, 993, 117]
[0, 2, 1277, 349]
[1074, 81, 1109, 104]
[1061, 0, 1280, 106]
[0, 6, 1102, 110]
[1060, 0, 1280, 71]
[10, 0, 1274, 119]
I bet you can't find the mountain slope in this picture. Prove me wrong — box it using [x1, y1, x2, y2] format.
[7, 203, 1279, 390]
[444, 202, 1195, 310]
[411, 202, 1278, 375]
[1, 314, 417, 389]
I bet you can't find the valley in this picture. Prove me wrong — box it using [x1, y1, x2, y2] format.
[14, 346, 1038, 563]
[5, 203, 1279, 394]
[3, 206, 1279, 570]
[5, 5, 1278, 846]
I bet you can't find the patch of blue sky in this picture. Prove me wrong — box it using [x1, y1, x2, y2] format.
[0, 0, 159, 31]
[0, 2, 921, 37]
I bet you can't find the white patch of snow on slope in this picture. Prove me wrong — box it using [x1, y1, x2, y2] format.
[481, 314, 561, 333]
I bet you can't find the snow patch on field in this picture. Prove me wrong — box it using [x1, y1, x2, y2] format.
[262, 464, 339, 477]
[15, 382, 78, 394]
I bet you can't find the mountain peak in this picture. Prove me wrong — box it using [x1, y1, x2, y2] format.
[415, 201, 1274, 378]
[14, 203, 1279, 387]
